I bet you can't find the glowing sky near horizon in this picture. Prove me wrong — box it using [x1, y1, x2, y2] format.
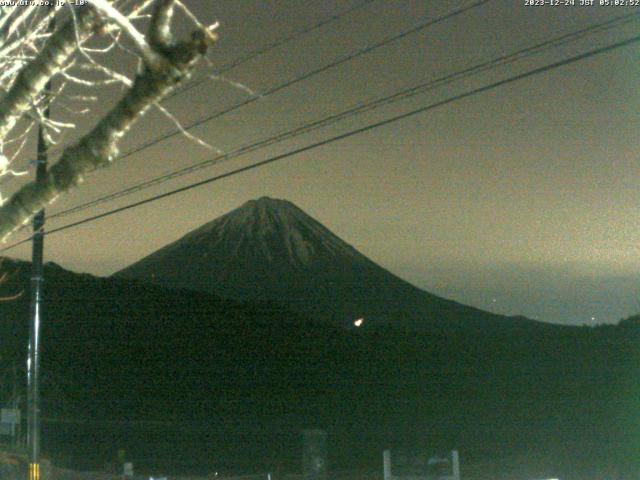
[2, 0, 640, 325]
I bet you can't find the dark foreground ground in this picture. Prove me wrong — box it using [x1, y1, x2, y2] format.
[0, 445, 636, 480]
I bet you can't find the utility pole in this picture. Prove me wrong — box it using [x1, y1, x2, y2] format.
[27, 7, 54, 480]
[27, 104, 47, 480]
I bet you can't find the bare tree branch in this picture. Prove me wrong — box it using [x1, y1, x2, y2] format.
[87, 0, 163, 68]
[149, 0, 175, 48]
[0, 0, 218, 241]
[0, 6, 100, 143]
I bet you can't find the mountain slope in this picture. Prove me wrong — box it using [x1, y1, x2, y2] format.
[115, 197, 545, 331]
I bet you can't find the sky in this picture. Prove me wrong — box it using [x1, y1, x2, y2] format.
[2, 0, 640, 325]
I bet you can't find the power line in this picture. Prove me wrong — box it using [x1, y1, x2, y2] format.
[2, 31, 638, 253]
[70, 0, 495, 163]
[162, 0, 378, 102]
[3, 0, 495, 229]
[46, 10, 640, 220]
[0, 0, 377, 181]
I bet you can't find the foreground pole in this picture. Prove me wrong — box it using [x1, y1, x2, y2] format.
[27, 105, 48, 480]
[27, 9, 54, 480]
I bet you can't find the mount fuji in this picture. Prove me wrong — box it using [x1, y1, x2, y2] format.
[115, 197, 543, 331]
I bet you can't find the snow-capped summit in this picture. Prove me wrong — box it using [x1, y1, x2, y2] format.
[175, 196, 362, 268]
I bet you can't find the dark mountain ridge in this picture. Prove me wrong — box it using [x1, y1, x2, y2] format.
[0, 258, 637, 477]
